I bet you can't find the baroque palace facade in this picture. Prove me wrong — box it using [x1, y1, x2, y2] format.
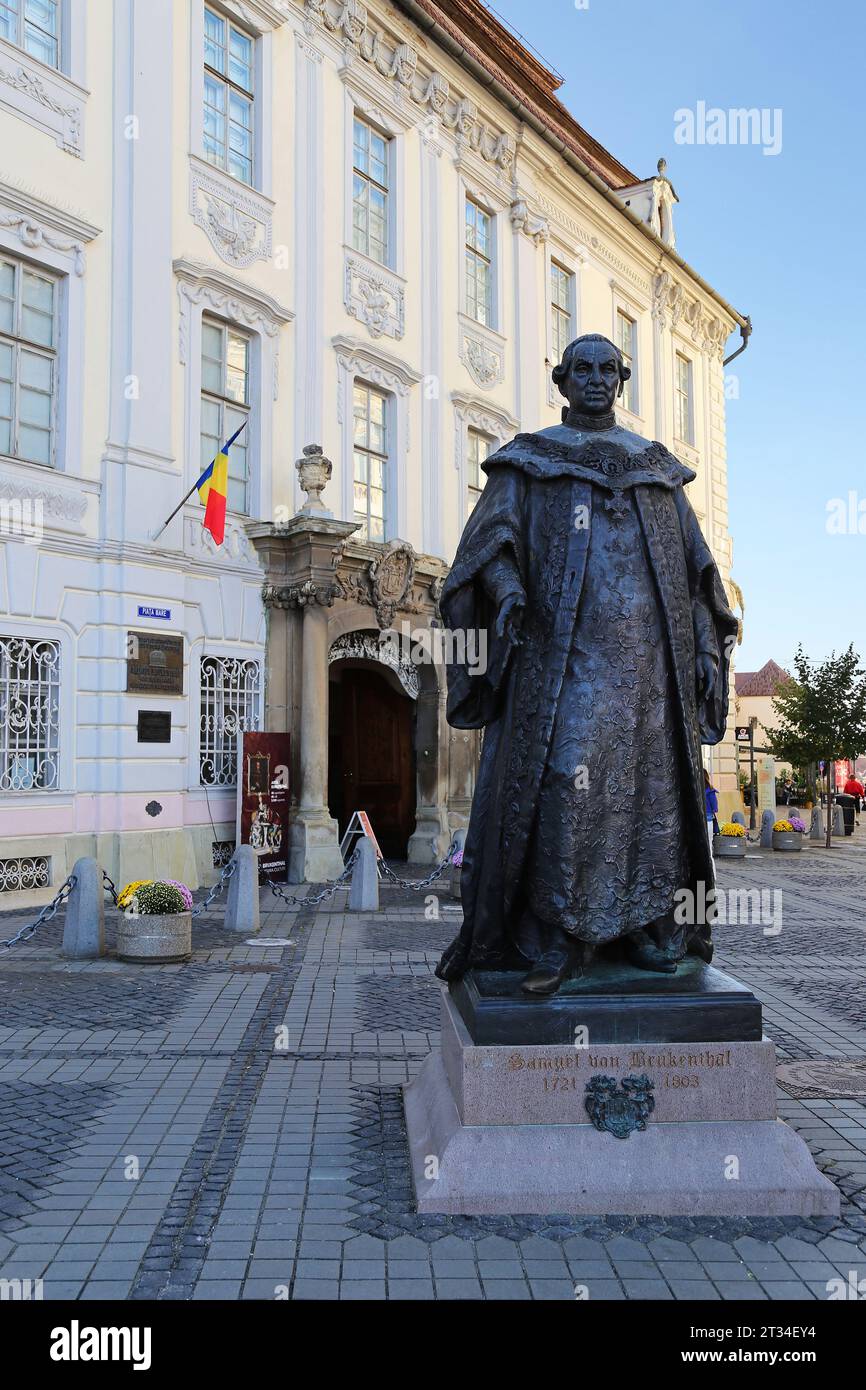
[0, 0, 749, 902]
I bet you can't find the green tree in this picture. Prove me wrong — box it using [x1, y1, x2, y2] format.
[767, 645, 866, 847]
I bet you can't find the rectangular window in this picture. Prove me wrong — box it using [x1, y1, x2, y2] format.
[0, 635, 60, 791]
[352, 116, 390, 265]
[675, 352, 693, 444]
[0, 0, 60, 69]
[550, 262, 573, 366]
[467, 429, 490, 516]
[199, 655, 261, 787]
[616, 309, 637, 413]
[0, 255, 57, 467]
[200, 316, 251, 515]
[203, 5, 254, 186]
[352, 383, 388, 543]
[465, 198, 493, 326]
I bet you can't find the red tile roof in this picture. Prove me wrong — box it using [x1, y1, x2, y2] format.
[396, 0, 640, 187]
[735, 660, 790, 698]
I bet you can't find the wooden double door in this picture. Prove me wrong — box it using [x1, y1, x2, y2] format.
[328, 666, 416, 859]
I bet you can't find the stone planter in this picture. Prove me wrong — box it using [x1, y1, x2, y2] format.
[117, 911, 192, 963]
[772, 831, 803, 853]
[451, 865, 463, 900]
[713, 835, 746, 858]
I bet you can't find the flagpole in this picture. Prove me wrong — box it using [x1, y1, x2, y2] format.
[150, 480, 200, 543]
[150, 419, 248, 542]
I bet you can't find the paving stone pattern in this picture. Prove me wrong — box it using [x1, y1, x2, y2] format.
[0, 837, 865, 1299]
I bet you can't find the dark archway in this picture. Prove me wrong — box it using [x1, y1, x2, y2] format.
[328, 661, 417, 859]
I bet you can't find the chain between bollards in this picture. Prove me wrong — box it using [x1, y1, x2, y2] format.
[377, 841, 458, 891]
[0, 873, 77, 950]
[263, 847, 359, 910]
[191, 856, 237, 918]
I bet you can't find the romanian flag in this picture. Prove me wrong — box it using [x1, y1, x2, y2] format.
[195, 422, 246, 547]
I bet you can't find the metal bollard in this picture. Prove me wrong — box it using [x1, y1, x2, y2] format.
[809, 807, 824, 841]
[62, 857, 105, 959]
[731, 810, 746, 827]
[225, 844, 260, 933]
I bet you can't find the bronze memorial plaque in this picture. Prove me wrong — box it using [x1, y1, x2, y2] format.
[126, 632, 184, 695]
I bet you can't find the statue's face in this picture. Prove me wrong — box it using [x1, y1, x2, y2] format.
[564, 341, 621, 414]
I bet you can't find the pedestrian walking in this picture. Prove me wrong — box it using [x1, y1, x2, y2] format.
[704, 768, 719, 856]
[843, 773, 864, 819]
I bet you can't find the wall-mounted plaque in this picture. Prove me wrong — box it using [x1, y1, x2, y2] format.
[127, 632, 184, 695]
[137, 711, 172, 744]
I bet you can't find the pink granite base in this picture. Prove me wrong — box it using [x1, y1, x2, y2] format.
[403, 989, 839, 1217]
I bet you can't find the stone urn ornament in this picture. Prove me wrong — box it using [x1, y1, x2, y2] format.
[772, 817, 805, 852]
[713, 823, 747, 858]
[295, 444, 333, 517]
[116, 879, 193, 963]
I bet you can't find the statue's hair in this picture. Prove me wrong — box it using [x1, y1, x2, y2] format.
[552, 333, 632, 399]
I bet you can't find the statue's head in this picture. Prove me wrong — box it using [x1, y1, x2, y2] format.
[552, 333, 631, 415]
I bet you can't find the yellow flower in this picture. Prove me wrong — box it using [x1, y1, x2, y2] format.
[773, 820, 794, 833]
[118, 879, 152, 908]
[720, 823, 745, 837]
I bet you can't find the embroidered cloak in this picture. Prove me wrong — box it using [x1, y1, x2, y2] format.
[440, 430, 738, 970]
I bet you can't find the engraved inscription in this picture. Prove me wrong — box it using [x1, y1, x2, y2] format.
[503, 1047, 735, 1094]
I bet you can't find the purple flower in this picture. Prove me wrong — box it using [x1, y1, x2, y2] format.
[163, 879, 193, 911]
[452, 850, 463, 867]
[789, 817, 806, 834]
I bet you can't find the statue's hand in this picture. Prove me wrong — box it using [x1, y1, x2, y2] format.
[696, 652, 719, 702]
[495, 591, 526, 648]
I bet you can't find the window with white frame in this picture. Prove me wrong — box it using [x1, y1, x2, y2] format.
[200, 316, 251, 515]
[352, 115, 390, 266]
[550, 261, 573, 366]
[616, 309, 637, 414]
[0, 634, 60, 791]
[0, 255, 57, 467]
[467, 428, 491, 516]
[203, 5, 255, 186]
[675, 351, 694, 444]
[0, 0, 60, 69]
[465, 198, 493, 326]
[352, 383, 388, 543]
[199, 654, 261, 787]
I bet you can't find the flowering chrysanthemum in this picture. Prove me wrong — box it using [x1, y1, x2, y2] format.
[774, 820, 794, 833]
[122, 881, 188, 916]
[118, 879, 152, 908]
[164, 879, 194, 911]
[720, 822, 746, 837]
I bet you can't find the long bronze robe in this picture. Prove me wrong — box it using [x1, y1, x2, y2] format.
[441, 430, 738, 969]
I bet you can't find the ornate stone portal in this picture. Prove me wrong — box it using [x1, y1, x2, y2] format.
[247, 450, 469, 882]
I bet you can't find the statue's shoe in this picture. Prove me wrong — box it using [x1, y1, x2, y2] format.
[434, 937, 470, 982]
[625, 935, 678, 974]
[520, 949, 578, 996]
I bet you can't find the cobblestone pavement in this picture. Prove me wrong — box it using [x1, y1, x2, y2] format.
[1, 825, 866, 1301]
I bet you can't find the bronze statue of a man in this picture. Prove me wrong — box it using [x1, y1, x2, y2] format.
[436, 334, 738, 996]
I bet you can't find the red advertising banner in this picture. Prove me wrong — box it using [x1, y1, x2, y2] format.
[235, 732, 291, 883]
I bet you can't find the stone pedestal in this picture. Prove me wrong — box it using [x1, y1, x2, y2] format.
[452, 959, 762, 1046]
[404, 986, 838, 1217]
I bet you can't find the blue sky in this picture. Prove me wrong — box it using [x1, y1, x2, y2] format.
[492, 0, 865, 672]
